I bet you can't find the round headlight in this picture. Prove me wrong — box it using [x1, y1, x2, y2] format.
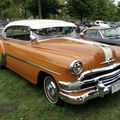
[70, 60, 83, 75]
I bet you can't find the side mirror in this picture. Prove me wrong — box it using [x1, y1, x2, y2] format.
[80, 33, 85, 38]
[30, 32, 37, 44]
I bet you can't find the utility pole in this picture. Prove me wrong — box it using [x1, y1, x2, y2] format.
[38, 0, 42, 19]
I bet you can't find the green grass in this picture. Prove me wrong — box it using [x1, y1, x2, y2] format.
[0, 68, 120, 120]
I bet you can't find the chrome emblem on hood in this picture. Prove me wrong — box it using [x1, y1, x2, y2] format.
[99, 45, 115, 64]
[101, 57, 115, 64]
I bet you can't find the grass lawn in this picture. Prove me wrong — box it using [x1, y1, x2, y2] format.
[0, 68, 120, 120]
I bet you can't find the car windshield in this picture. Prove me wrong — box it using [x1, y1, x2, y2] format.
[101, 28, 120, 38]
[31, 26, 78, 40]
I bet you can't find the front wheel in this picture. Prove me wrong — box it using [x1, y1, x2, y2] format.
[43, 76, 61, 104]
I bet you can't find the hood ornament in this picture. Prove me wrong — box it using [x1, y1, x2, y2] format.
[101, 57, 115, 64]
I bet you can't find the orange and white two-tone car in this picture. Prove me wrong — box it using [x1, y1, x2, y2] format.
[0, 19, 120, 105]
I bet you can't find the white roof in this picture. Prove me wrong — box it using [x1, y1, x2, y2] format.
[5, 19, 76, 29]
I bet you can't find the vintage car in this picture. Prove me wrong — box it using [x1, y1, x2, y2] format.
[0, 19, 120, 105]
[80, 26, 120, 46]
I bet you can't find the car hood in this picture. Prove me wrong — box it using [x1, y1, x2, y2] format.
[32, 37, 116, 71]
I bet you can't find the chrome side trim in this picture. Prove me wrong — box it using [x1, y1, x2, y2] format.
[6, 53, 61, 75]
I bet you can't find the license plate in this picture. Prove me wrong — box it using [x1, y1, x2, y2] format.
[111, 81, 120, 94]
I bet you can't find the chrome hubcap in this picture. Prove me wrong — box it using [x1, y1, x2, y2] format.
[47, 81, 56, 97]
[44, 77, 58, 103]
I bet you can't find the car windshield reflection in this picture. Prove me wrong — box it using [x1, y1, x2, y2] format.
[31, 27, 78, 40]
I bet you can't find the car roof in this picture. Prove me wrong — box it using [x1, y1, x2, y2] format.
[5, 19, 76, 29]
[86, 26, 110, 30]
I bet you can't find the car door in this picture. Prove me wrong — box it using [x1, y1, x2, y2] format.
[2, 26, 38, 83]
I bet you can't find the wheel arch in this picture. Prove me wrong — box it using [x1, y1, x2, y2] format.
[37, 71, 63, 104]
[37, 71, 58, 89]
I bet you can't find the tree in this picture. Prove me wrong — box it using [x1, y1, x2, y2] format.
[26, 0, 60, 18]
[0, 0, 19, 19]
[93, 0, 116, 21]
[106, 0, 116, 21]
[38, 0, 42, 18]
[115, 2, 120, 21]
[13, 0, 30, 18]
[66, 0, 97, 22]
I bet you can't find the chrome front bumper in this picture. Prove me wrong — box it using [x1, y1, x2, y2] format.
[59, 82, 115, 104]
[58, 63, 120, 104]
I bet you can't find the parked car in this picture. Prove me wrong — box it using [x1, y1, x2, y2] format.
[116, 26, 120, 33]
[94, 20, 110, 27]
[81, 26, 120, 45]
[107, 22, 118, 28]
[0, 20, 120, 105]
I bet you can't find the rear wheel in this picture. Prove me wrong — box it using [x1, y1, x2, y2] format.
[43, 76, 61, 104]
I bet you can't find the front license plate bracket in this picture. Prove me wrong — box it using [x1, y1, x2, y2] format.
[111, 80, 120, 94]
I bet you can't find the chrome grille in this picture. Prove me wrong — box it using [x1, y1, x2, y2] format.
[80, 63, 120, 91]
[82, 65, 120, 81]
[99, 70, 120, 86]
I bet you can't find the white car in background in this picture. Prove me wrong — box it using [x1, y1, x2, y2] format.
[94, 20, 110, 27]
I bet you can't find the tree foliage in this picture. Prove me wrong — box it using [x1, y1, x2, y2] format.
[0, 0, 15, 19]
[0, 0, 120, 21]
[115, 2, 120, 20]
[66, 0, 97, 22]
[93, 0, 116, 21]
[26, 0, 60, 18]
[66, 0, 117, 22]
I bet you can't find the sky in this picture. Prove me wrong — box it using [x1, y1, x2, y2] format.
[114, 0, 120, 5]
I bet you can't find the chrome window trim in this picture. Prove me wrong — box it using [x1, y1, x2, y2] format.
[2, 25, 31, 43]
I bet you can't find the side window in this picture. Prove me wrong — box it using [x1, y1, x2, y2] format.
[5, 26, 14, 37]
[97, 30, 101, 38]
[5, 26, 30, 41]
[87, 30, 97, 38]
